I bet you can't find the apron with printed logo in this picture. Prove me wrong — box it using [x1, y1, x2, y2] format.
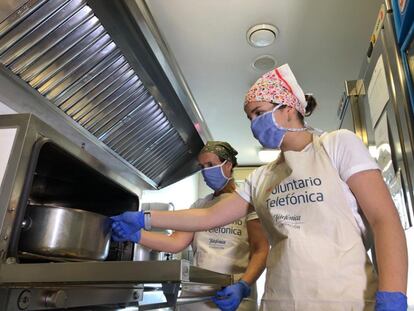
[253, 134, 377, 311]
[178, 193, 258, 311]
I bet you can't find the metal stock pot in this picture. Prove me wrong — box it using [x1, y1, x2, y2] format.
[19, 205, 111, 261]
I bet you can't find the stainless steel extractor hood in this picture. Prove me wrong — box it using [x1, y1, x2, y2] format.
[0, 0, 211, 188]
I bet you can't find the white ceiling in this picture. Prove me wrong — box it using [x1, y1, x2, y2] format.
[144, 0, 383, 165]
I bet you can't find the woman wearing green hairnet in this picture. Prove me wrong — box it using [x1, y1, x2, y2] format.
[114, 141, 269, 311]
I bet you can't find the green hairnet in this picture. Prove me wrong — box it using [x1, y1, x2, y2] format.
[200, 141, 238, 166]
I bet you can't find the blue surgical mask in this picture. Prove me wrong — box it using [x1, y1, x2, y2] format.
[201, 160, 229, 191]
[251, 105, 307, 149]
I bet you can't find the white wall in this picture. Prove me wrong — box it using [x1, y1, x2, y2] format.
[0, 102, 16, 115]
[141, 173, 199, 210]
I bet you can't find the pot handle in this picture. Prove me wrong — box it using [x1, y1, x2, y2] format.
[21, 216, 32, 231]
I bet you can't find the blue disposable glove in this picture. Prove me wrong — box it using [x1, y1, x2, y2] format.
[111, 211, 145, 242]
[375, 291, 407, 311]
[211, 280, 251, 311]
[111, 227, 141, 243]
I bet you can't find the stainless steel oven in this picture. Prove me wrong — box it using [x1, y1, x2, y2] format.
[0, 114, 231, 310]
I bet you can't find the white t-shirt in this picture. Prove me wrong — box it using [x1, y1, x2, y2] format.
[190, 193, 259, 275]
[237, 129, 379, 242]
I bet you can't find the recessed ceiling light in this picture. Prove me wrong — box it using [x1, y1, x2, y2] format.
[252, 55, 277, 71]
[247, 24, 279, 47]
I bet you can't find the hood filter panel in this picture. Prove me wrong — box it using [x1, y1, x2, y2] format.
[0, 0, 194, 186]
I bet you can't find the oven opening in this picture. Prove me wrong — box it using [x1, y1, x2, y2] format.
[10, 140, 139, 263]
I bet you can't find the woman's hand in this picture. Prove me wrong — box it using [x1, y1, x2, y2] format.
[111, 211, 145, 242]
[212, 280, 251, 311]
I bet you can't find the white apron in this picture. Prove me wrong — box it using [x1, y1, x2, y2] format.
[178, 193, 258, 311]
[253, 134, 377, 311]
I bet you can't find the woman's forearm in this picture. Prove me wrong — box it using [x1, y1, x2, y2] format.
[241, 219, 269, 285]
[240, 247, 268, 285]
[140, 231, 193, 253]
[150, 193, 249, 231]
[372, 218, 408, 293]
[347, 170, 408, 293]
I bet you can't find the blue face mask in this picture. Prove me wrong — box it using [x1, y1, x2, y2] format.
[251, 105, 307, 149]
[201, 160, 229, 191]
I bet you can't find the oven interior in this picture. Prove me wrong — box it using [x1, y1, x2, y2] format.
[9, 140, 139, 263]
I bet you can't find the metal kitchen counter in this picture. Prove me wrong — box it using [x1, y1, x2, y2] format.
[0, 260, 232, 310]
[0, 260, 231, 286]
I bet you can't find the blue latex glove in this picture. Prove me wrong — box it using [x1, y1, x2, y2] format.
[111, 211, 145, 242]
[111, 226, 141, 243]
[211, 280, 251, 311]
[375, 291, 407, 311]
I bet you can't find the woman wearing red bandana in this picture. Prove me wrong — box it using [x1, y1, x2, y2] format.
[112, 64, 408, 311]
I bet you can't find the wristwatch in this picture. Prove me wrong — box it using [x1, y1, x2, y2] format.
[143, 211, 152, 230]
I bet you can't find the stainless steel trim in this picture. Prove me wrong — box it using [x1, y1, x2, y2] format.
[61, 58, 129, 113]
[129, 0, 212, 143]
[0, 0, 44, 27]
[9, 6, 94, 75]
[85, 84, 146, 132]
[1, 285, 142, 311]
[90, 87, 149, 136]
[1, 1, 87, 66]
[177, 296, 214, 305]
[72, 70, 137, 121]
[20, 17, 102, 82]
[0, 260, 231, 286]
[38, 38, 116, 94]
[51, 53, 125, 105]
[356, 12, 414, 226]
[0, 0, 71, 56]
[29, 27, 109, 89]
[344, 80, 366, 96]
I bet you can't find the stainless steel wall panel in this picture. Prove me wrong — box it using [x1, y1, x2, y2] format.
[19, 17, 101, 82]
[37, 38, 115, 95]
[60, 58, 129, 113]
[8, 6, 93, 75]
[138, 135, 188, 179]
[0, 0, 70, 55]
[81, 80, 143, 129]
[118, 114, 170, 156]
[150, 150, 188, 180]
[97, 96, 156, 142]
[90, 88, 150, 137]
[70, 69, 136, 120]
[141, 137, 187, 172]
[52, 53, 125, 106]
[44, 47, 122, 102]
[115, 111, 166, 155]
[86, 84, 147, 133]
[123, 123, 172, 164]
[139, 132, 184, 169]
[104, 102, 161, 147]
[0, 0, 46, 31]
[122, 122, 172, 162]
[28, 26, 107, 89]
[129, 128, 177, 166]
[1, 0, 86, 67]
[77, 75, 140, 126]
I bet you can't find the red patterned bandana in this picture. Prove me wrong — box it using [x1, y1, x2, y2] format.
[245, 64, 307, 116]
